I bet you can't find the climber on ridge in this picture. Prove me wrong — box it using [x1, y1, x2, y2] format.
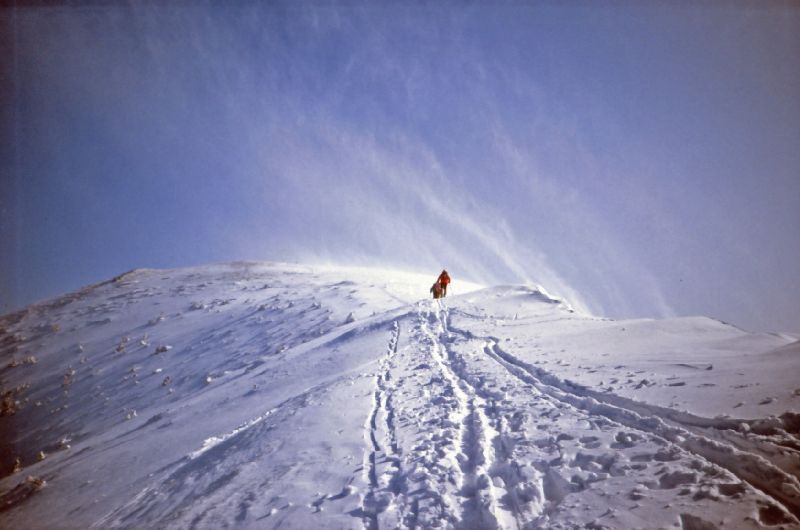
[437, 269, 451, 297]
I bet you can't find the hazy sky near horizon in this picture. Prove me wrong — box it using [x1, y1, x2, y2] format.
[2, 2, 799, 332]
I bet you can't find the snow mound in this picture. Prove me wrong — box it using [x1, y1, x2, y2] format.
[1, 262, 798, 529]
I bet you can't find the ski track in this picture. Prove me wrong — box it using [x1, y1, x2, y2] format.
[420, 303, 506, 530]
[442, 307, 800, 526]
[355, 302, 508, 529]
[483, 339, 800, 522]
[351, 299, 800, 528]
[359, 320, 403, 529]
[356, 301, 549, 529]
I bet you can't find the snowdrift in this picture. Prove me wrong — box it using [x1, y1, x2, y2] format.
[1, 262, 798, 529]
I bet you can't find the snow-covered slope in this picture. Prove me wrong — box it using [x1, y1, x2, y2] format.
[1, 262, 798, 529]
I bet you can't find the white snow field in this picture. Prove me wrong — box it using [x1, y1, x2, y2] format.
[1, 262, 799, 529]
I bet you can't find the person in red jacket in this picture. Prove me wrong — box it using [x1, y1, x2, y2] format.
[437, 270, 451, 297]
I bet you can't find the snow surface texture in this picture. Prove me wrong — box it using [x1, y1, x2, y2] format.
[1, 262, 799, 529]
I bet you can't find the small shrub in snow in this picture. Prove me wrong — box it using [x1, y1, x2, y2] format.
[12, 457, 22, 473]
[154, 345, 172, 354]
[36, 451, 46, 461]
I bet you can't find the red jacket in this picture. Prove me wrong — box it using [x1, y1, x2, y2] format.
[438, 271, 450, 285]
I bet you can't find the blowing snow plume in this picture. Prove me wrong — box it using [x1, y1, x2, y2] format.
[10, 3, 799, 331]
[1, 262, 799, 529]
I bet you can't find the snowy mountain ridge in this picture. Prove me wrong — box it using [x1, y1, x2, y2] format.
[1, 262, 799, 529]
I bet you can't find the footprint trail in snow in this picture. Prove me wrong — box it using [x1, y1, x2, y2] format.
[1, 263, 798, 529]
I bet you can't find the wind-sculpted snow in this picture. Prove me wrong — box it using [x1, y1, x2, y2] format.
[1, 262, 799, 529]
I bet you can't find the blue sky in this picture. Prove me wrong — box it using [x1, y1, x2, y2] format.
[2, 2, 799, 332]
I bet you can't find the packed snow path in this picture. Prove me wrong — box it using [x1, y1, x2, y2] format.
[353, 302, 800, 529]
[1, 263, 799, 529]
